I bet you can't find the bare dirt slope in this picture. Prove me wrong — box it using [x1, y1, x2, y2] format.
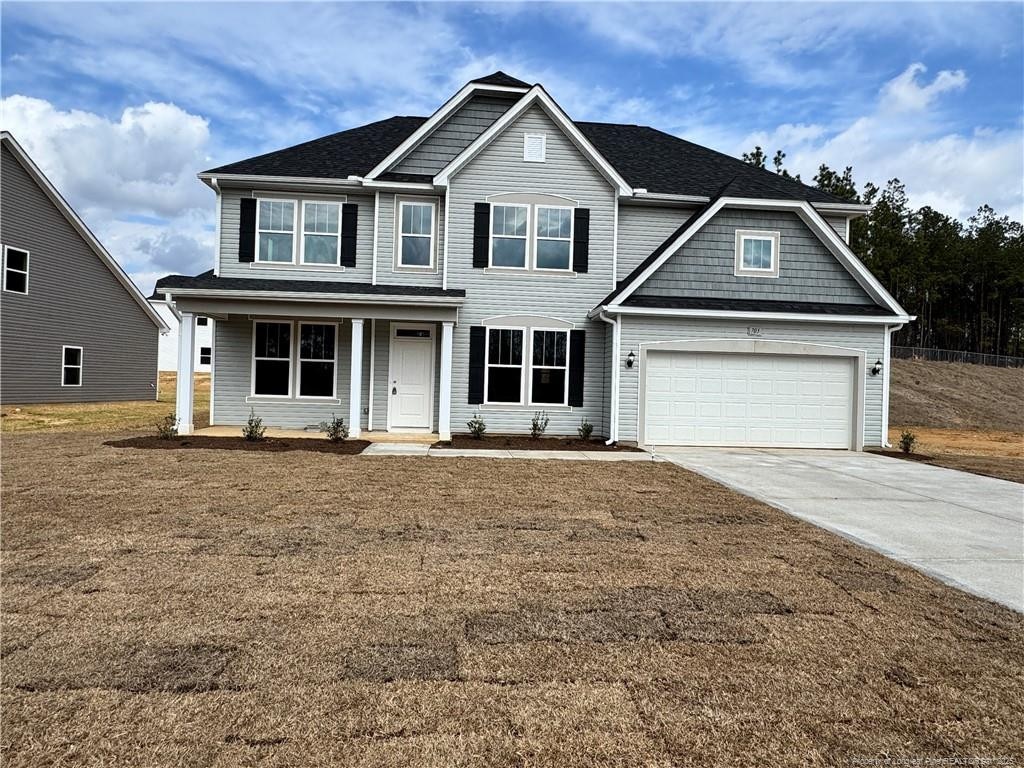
[890, 359, 1024, 432]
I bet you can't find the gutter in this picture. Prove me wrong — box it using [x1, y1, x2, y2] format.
[597, 311, 620, 445]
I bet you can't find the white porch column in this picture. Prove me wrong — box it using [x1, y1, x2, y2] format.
[438, 321, 454, 441]
[349, 318, 364, 438]
[176, 311, 196, 435]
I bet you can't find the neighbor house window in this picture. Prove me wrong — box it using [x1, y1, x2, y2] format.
[61, 346, 82, 387]
[735, 230, 780, 277]
[397, 200, 435, 268]
[301, 201, 341, 265]
[3, 246, 29, 294]
[253, 321, 292, 396]
[530, 330, 568, 405]
[199, 347, 212, 366]
[490, 205, 529, 268]
[485, 328, 524, 403]
[257, 199, 296, 263]
[298, 323, 336, 398]
[534, 207, 572, 270]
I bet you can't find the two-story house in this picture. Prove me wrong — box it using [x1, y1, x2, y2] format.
[156, 72, 911, 449]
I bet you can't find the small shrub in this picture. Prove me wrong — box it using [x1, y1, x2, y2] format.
[530, 411, 550, 439]
[242, 409, 266, 442]
[899, 430, 917, 454]
[467, 412, 487, 439]
[577, 418, 594, 441]
[156, 413, 178, 440]
[322, 414, 348, 442]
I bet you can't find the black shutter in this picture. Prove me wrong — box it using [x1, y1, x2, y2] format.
[573, 208, 590, 273]
[473, 203, 490, 269]
[341, 203, 358, 267]
[238, 198, 256, 262]
[568, 329, 585, 407]
[468, 326, 486, 404]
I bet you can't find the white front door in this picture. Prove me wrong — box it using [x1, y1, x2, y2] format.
[388, 325, 434, 430]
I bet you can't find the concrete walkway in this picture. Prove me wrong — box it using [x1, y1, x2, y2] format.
[656, 448, 1024, 612]
[362, 443, 663, 461]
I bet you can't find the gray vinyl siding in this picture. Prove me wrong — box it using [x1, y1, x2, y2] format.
[823, 213, 848, 242]
[616, 204, 695, 282]
[446, 105, 615, 437]
[635, 208, 874, 305]
[374, 192, 445, 288]
[615, 315, 886, 446]
[218, 189, 375, 283]
[392, 94, 517, 176]
[0, 144, 159, 403]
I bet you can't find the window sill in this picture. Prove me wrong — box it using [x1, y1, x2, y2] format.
[479, 403, 573, 411]
[392, 264, 438, 273]
[484, 267, 576, 277]
[246, 395, 342, 405]
[733, 269, 779, 279]
[250, 262, 346, 272]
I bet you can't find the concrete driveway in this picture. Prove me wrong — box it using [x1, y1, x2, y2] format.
[656, 448, 1024, 612]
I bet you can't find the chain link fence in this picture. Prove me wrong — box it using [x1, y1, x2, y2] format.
[892, 346, 1024, 369]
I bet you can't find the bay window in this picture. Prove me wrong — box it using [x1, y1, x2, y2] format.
[253, 321, 291, 396]
[298, 323, 337, 398]
[301, 202, 341, 265]
[485, 328, 524, 403]
[257, 200, 296, 263]
[530, 330, 568, 404]
[490, 205, 528, 268]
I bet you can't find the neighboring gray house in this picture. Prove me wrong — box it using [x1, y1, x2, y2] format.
[1, 132, 167, 404]
[158, 72, 911, 449]
[149, 292, 213, 373]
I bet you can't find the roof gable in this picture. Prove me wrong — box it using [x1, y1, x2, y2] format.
[471, 71, 531, 88]
[1, 132, 168, 331]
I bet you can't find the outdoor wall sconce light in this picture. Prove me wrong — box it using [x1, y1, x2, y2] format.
[870, 359, 883, 376]
[626, 351, 636, 369]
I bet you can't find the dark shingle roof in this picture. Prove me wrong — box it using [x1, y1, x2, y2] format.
[205, 116, 427, 178]
[154, 271, 464, 299]
[622, 295, 891, 316]
[471, 71, 531, 88]
[576, 122, 842, 203]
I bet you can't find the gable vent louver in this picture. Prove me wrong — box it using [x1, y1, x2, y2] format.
[523, 133, 546, 162]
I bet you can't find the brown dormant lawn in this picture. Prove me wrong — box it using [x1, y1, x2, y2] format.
[2, 432, 1022, 766]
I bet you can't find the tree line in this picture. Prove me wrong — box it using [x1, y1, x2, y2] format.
[743, 147, 1024, 357]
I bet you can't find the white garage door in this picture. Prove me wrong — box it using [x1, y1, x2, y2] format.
[644, 351, 855, 448]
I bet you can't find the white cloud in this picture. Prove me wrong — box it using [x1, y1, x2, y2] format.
[880, 63, 968, 112]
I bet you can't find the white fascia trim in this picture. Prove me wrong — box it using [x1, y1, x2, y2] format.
[364, 83, 529, 180]
[597, 304, 911, 325]
[609, 196, 908, 318]
[198, 172, 363, 189]
[627, 192, 710, 205]
[433, 86, 633, 196]
[812, 202, 873, 216]
[1, 132, 169, 332]
[165, 287, 464, 307]
[356, 179, 437, 192]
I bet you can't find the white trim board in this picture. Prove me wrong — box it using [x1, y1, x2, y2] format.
[433, 85, 633, 196]
[604, 196, 909, 318]
[1, 132, 168, 332]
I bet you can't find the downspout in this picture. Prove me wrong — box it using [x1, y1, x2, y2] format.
[597, 310, 620, 445]
[881, 323, 904, 448]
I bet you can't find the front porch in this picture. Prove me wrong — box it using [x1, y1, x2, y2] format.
[166, 280, 463, 442]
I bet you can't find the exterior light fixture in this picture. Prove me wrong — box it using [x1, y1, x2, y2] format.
[626, 351, 636, 369]
[871, 359, 883, 376]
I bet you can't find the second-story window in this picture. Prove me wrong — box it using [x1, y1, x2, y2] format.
[534, 207, 572, 271]
[257, 200, 296, 263]
[490, 204, 529, 268]
[301, 202, 341, 265]
[398, 200, 435, 268]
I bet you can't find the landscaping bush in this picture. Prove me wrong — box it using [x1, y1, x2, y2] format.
[577, 418, 594, 441]
[467, 413, 486, 439]
[322, 414, 349, 442]
[899, 430, 917, 454]
[530, 411, 550, 439]
[242, 409, 266, 442]
[155, 413, 178, 440]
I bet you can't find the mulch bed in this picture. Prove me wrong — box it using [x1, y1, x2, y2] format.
[106, 436, 370, 454]
[434, 434, 641, 451]
[868, 449, 935, 462]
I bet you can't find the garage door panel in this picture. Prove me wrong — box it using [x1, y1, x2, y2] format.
[645, 351, 854, 449]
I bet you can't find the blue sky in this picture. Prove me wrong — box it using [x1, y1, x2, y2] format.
[2, 2, 1022, 292]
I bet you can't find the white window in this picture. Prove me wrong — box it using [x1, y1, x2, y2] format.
[257, 199, 296, 263]
[252, 321, 292, 396]
[534, 207, 573, 271]
[61, 346, 82, 387]
[3, 246, 29, 294]
[199, 347, 212, 366]
[397, 200, 436, 269]
[524, 133, 546, 162]
[735, 230, 780, 278]
[490, 205, 529, 269]
[301, 201, 341, 265]
[297, 323, 337, 398]
[529, 330, 568, 405]
[485, 327, 524, 404]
